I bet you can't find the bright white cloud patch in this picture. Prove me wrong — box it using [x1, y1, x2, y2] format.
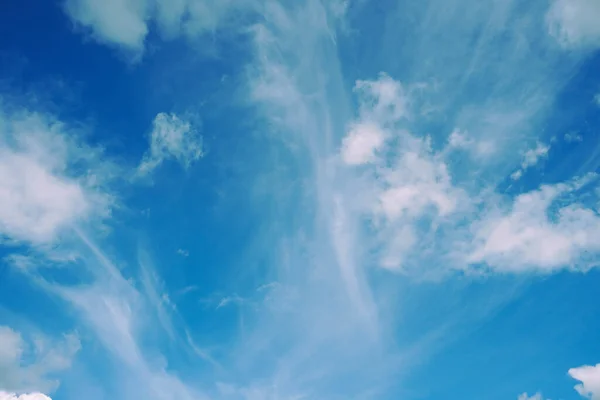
[137, 113, 203, 176]
[65, 0, 148, 52]
[64, 0, 247, 55]
[511, 142, 550, 181]
[469, 178, 600, 272]
[339, 74, 600, 276]
[341, 75, 466, 271]
[547, 0, 600, 50]
[0, 392, 51, 400]
[341, 122, 385, 165]
[0, 110, 113, 245]
[570, 364, 600, 399]
[0, 326, 80, 394]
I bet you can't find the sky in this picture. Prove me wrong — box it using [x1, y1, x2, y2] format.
[1, 0, 600, 399]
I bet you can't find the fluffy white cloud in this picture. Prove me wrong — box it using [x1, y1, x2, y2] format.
[137, 113, 203, 176]
[339, 74, 600, 275]
[0, 110, 113, 245]
[341, 75, 466, 271]
[354, 74, 408, 122]
[0, 326, 80, 394]
[511, 142, 550, 181]
[570, 364, 600, 399]
[64, 0, 248, 55]
[65, 0, 148, 52]
[341, 122, 385, 165]
[469, 178, 600, 272]
[595, 94, 600, 107]
[0, 392, 51, 400]
[547, 0, 600, 50]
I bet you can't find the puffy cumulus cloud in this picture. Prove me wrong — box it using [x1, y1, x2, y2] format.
[0, 392, 51, 400]
[137, 112, 203, 176]
[0, 109, 114, 246]
[340, 75, 408, 166]
[569, 364, 600, 399]
[64, 0, 149, 53]
[0, 326, 80, 394]
[340, 74, 600, 276]
[511, 142, 550, 180]
[340, 122, 385, 165]
[64, 0, 250, 55]
[340, 75, 467, 271]
[547, 0, 600, 50]
[469, 177, 600, 272]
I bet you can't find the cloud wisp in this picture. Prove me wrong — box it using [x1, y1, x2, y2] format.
[137, 112, 203, 177]
[5, 0, 600, 399]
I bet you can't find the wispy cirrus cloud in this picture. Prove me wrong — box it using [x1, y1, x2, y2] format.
[0, 105, 202, 399]
[7, 0, 600, 399]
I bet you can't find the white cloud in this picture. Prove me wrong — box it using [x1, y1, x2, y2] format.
[0, 393, 51, 400]
[176, 248, 189, 257]
[522, 143, 550, 169]
[469, 178, 600, 272]
[338, 74, 600, 276]
[64, 0, 250, 55]
[565, 131, 583, 143]
[65, 0, 149, 53]
[511, 142, 550, 181]
[0, 110, 113, 245]
[510, 169, 524, 181]
[446, 129, 495, 158]
[137, 113, 203, 176]
[547, 0, 600, 50]
[0, 326, 80, 394]
[569, 364, 600, 399]
[51, 233, 204, 400]
[340, 122, 385, 165]
[354, 74, 408, 123]
[341, 75, 466, 271]
[518, 393, 545, 400]
[595, 93, 600, 107]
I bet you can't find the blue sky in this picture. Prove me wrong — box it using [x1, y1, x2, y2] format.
[1, 0, 600, 399]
